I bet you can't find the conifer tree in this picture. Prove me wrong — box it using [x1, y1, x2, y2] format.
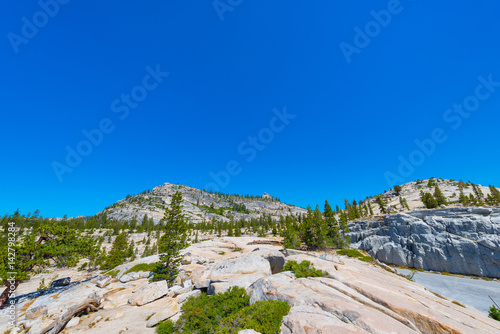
[152, 191, 189, 286]
[420, 191, 438, 209]
[375, 196, 387, 214]
[433, 186, 447, 206]
[103, 232, 130, 270]
[488, 185, 500, 205]
[283, 221, 300, 249]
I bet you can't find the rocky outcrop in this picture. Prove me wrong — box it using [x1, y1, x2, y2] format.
[2, 236, 499, 334]
[349, 207, 500, 277]
[249, 254, 500, 334]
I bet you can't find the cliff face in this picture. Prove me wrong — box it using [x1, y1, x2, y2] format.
[349, 207, 500, 278]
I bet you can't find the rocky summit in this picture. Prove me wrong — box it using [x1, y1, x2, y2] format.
[98, 183, 306, 224]
[349, 207, 500, 278]
[2, 237, 499, 333]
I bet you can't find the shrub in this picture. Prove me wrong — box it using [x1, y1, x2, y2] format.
[217, 300, 290, 334]
[337, 249, 373, 263]
[157, 320, 175, 334]
[489, 305, 500, 321]
[156, 286, 290, 334]
[283, 260, 325, 278]
[124, 263, 156, 274]
[337, 249, 364, 258]
[104, 269, 119, 276]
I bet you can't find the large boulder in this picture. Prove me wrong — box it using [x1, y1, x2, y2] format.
[193, 254, 271, 294]
[146, 298, 180, 327]
[128, 281, 169, 306]
[251, 248, 285, 274]
[349, 208, 500, 277]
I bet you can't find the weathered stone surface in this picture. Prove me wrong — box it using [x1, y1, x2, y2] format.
[25, 305, 47, 319]
[251, 248, 285, 274]
[247, 254, 500, 334]
[128, 281, 169, 306]
[237, 330, 261, 334]
[28, 319, 54, 334]
[146, 298, 179, 327]
[350, 208, 500, 277]
[193, 253, 271, 294]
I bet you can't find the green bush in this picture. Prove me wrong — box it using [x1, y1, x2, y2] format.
[156, 287, 290, 334]
[336, 249, 373, 262]
[124, 263, 156, 274]
[157, 320, 176, 334]
[282, 260, 325, 278]
[489, 305, 500, 321]
[337, 249, 364, 258]
[217, 300, 290, 334]
[104, 269, 119, 276]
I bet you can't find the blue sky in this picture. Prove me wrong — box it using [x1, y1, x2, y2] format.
[2, 1, 500, 217]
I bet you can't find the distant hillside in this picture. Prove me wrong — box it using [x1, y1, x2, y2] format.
[98, 183, 306, 224]
[363, 178, 499, 216]
[95, 178, 499, 225]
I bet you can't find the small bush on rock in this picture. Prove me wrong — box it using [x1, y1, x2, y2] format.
[283, 260, 325, 278]
[156, 286, 290, 334]
[489, 305, 500, 321]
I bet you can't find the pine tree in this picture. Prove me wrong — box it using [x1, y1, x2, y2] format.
[433, 186, 447, 206]
[488, 185, 500, 205]
[283, 221, 300, 249]
[420, 191, 438, 209]
[103, 232, 129, 270]
[394, 185, 402, 195]
[152, 191, 189, 286]
[300, 206, 315, 249]
[375, 196, 387, 214]
[323, 200, 343, 248]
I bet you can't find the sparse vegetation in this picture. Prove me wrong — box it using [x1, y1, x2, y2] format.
[452, 301, 465, 308]
[104, 269, 119, 277]
[124, 263, 157, 275]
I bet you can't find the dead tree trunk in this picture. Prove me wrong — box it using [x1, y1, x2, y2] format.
[39, 292, 101, 334]
[0, 279, 20, 309]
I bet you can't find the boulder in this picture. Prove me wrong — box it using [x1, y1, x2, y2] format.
[119, 270, 150, 283]
[238, 330, 261, 334]
[50, 277, 70, 288]
[146, 298, 180, 327]
[251, 248, 285, 274]
[193, 254, 271, 294]
[128, 281, 169, 306]
[65, 316, 80, 328]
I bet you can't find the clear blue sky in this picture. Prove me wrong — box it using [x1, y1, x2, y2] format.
[2, 1, 500, 218]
